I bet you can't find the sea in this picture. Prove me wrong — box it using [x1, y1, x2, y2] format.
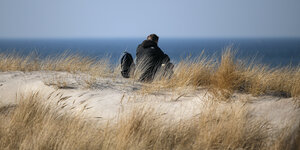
[0, 38, 299, 68]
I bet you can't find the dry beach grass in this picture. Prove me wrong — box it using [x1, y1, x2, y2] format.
[0, 92, 299, 150]
[0, 52, 112, 77]
[0, 49, 300, 149]
[0, 49, 299, 99]
[147, 47, 300, 99]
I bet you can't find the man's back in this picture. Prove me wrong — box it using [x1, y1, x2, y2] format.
[136, 40, 169, 65]
[136, 39, 170, 82]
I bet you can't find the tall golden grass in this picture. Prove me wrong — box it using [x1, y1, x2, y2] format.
[0, 52, 111, 77]
[148, 47, 300, 99]
[0, 50, 299, 149]
[0, 49, 300, 98]
[1, 92, 299, 149]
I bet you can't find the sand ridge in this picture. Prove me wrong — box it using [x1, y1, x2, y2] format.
[0, 71, 299, 139]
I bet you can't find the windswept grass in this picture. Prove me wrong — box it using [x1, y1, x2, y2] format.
[0, 52, 112, 77]
[211, 49, 245, 97]
[146, 47, 300, 99]
[1, 49, 299, 149]
[1, 49, 300, 99]
[0, 52, 40, 72]
[1, 92, 298, 149]
[162, 51, 214, 88]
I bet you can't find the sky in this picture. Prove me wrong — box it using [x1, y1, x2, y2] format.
[0, 0, 300, 39]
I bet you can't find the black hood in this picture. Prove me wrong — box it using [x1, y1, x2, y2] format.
[141, 40, 157, 48]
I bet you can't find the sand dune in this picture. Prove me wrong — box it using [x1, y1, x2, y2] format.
[1, 71, 299, 137]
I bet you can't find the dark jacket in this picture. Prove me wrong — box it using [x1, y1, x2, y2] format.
[136, 40, 170, 82]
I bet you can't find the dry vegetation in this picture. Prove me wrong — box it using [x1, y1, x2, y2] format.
[1, 49, 300, 99]
[0, 50, 300, 149]
[147, 47, 300, 99]
[0, 92, 299, 150]
[0, 52, 112, 77]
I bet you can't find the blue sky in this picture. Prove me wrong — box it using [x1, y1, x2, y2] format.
[0, 0, 300, 38]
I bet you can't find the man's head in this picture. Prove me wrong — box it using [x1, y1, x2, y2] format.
[147, 34, 159, 43]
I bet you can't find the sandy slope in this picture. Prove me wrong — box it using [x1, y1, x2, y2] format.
[0, 71, 299, 139]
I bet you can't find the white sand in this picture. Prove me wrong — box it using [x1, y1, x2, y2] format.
[0, 71, 299, 139]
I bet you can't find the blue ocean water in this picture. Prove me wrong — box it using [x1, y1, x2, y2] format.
[0, 38, 299, 67]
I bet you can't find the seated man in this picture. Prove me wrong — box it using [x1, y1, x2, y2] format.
[136, 34, 173, 82]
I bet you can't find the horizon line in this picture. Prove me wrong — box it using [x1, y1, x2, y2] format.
[1, 36, 300, 40]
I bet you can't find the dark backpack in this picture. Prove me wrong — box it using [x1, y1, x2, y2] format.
[120, 52, 134, 78]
